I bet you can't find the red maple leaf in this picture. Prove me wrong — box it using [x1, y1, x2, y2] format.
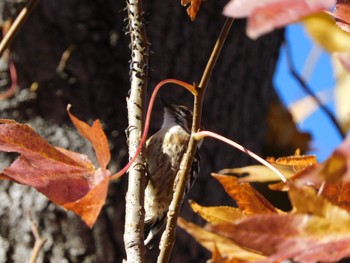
[0, 108, 111, 227]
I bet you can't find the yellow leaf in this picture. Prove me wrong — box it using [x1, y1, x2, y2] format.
[220, 164, 295, 183]
[302, 12, 350, 53]
[189, 200, 244, 224]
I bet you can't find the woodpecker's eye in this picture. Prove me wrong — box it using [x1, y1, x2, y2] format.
[178, 106, 192, 117]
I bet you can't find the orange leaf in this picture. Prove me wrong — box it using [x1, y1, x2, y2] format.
[321, 182, 350, 212]
[68, 105, 110, 169]
[64, 173, 110, 228]
[269, 152, 317, 173]
[0, 115, 111, 227]
[181, 0, 203, 21]
[212, 174, 277, 215]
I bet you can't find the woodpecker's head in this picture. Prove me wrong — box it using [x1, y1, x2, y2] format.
[160, 98, 193, 133]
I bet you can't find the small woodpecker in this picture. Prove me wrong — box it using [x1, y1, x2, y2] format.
[144, 98, 201, 246]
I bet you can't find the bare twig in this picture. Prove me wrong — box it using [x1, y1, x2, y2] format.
[123, 0, 149, 262]
[284, 41, 345, 139]
[28, 213, 47, 263]
[157, 17, 234, 263]
[0, 0, 39, 57]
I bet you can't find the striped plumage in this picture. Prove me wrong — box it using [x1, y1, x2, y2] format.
[144, 98, 201, 246]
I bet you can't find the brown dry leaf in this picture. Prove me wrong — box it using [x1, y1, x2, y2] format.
[212, 174, 277, 215]
[189, 200, 244, 224]
[181, 0, 203, 21]
[178, 217, 266, 262]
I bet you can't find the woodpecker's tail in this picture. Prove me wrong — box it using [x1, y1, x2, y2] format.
[144, 214, 166, 249]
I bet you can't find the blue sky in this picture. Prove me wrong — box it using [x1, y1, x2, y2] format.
[274, 24, 342, 161]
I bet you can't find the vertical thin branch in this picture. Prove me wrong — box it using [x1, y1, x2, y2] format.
[157, 17, 234, 263]
[0, 0, 39, 57]
[123, 0, 148, 262]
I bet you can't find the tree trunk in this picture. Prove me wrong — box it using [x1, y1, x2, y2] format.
[0, 0, 284, 262]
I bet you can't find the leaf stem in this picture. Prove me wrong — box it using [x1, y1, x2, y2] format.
[157, 17, 234, 263]
[194, 131, 287, 183]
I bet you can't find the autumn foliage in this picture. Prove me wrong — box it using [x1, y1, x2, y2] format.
[0, 108, 111, 227]
[1, 0, 350, 262]
[179, 137, 350, 262]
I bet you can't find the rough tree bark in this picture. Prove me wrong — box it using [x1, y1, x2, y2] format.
[0, 0, 285, 262]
